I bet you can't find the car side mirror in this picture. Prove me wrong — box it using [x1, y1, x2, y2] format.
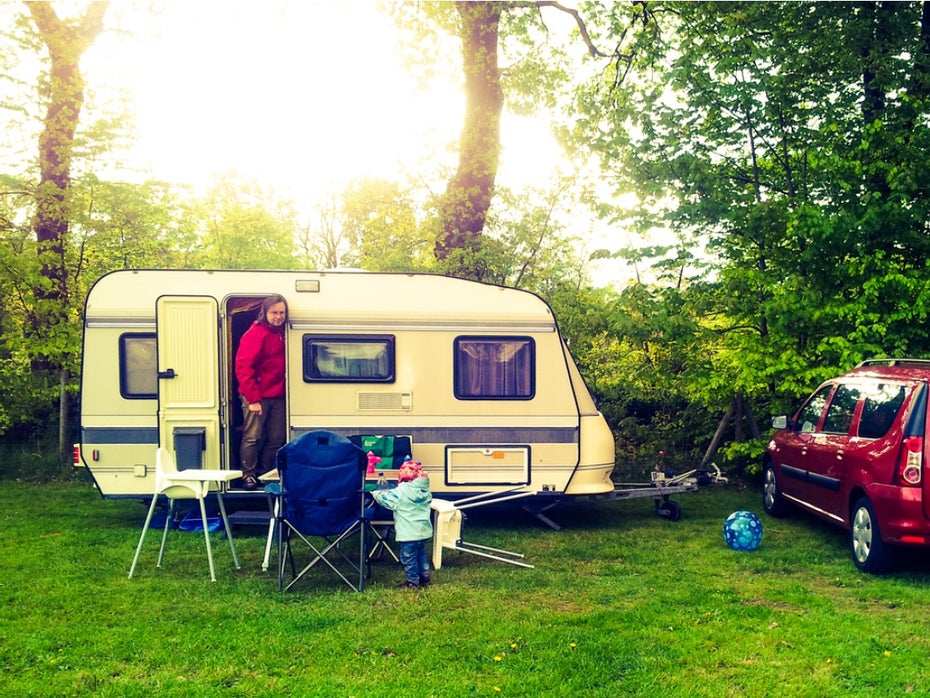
[771, 415, 788, 430]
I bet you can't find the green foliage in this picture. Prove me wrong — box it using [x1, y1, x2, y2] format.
[392, 0, 577, 115]
[69, 175, 197, 283]
[496, 4, 575, 115]
[719, 438, 767, 468]
[479, 183, 587, 290]
[0, 175, 80, 432]
[565, 1, 930, 464]
[580, 283, 723, 472]
[341, 177, 434, 271]
[0, 436, 74, 481]
[193, 173, 300, 270]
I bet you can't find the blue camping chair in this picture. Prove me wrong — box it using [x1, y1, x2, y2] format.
[276, 431, 369, 592]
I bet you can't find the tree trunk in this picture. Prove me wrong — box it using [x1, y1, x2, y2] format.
[743, 398, 762, 440]
[59, 369, 70, 463]
[701, 399, 736, 468]
[27, 3, 106, 446]
[27, 2, 107, 362]
[435, 2, 503, 267]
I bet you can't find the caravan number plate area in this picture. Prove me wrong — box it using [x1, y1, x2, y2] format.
[445, 446, 530, 486]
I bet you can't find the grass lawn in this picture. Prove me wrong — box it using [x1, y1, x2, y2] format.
[1, 474, 929, 697]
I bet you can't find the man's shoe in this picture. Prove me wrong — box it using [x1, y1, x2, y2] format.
[242, 475, 260, 491]
[397, 580, 420, 590]
[419, 574, 431, 586]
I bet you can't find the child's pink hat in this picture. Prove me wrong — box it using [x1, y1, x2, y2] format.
[398, 460, 425, 483]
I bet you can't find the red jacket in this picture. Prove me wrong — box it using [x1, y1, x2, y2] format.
[235, 322, 286, 403]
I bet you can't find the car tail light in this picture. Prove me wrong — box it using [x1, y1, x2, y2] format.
[72, 444, 81, 466]
[897, 436, 923, 485]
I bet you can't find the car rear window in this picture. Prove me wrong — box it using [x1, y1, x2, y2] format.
[857, 383, 907, 439]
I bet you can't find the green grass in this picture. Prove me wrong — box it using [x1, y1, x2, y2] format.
[2, 473, 929, 697]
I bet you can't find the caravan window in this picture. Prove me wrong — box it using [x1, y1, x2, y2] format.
[454, 336, 535, 400]
[302, 335, 395, 382]
[119, 333, 157, 399]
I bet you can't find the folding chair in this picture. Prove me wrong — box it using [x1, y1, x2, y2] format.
[128, 448, 242, 582]
[276, 431, 370, 592]
[350, 434, 410, 564]
[365, 499, 400, 564]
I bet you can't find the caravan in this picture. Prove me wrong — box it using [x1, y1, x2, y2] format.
[76, 270, 616, 510]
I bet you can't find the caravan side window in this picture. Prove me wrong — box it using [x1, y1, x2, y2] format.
[302, 335, 395, 382]
[120, 333, 157, 399]
[454, 336, 535, 400]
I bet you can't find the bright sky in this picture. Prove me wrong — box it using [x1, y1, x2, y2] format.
[9, 0, 628, 285]
[85, 1, 566, 201]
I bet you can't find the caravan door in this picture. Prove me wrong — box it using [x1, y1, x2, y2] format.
[156, 296, 223, 470]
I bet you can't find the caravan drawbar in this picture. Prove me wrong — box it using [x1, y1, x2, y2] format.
[76, 270, 616, 503]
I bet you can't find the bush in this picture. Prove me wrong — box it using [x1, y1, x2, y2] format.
[0, 434, 76, 482]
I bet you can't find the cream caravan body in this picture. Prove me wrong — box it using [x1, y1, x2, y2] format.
[77, 270, 616, 504]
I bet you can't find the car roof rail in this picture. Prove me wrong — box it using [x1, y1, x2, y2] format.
[857, 358, 930, 367]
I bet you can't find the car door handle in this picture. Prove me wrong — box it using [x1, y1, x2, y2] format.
[158, 368, 177, 379]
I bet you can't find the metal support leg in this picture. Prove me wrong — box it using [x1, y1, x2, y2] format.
[262, 493, 280, 572]
[128, 495, 160, 579]
[198, 497, 217, 582]
[215, 492, 241, 570]
[157, 499, 175, 568]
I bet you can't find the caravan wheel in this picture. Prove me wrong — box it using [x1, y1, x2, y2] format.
[656, 499, 682, 521]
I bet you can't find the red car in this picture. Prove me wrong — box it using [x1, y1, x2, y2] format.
[763, 359, 930, 573]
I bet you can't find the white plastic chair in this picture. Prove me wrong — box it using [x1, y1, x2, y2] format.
[430, 489, 536, 571]
[129, 448, 242, 581]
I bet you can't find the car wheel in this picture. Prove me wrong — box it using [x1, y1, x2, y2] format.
[851, 496, 894, 574]
[762, 463, 789, 518]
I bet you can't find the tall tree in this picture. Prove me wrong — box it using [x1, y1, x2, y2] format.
[416, 0, 618, 274]
[435, 2, 504, 264]
[21, 2, 107, 453]
[26, 1, 107, 351]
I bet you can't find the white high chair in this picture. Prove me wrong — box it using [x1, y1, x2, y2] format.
[128, 448, 242, 581]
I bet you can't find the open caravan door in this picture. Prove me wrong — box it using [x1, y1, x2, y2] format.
[156, 296, 222, 471]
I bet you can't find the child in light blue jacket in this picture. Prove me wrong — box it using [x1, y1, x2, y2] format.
[372, 460, 433, 588]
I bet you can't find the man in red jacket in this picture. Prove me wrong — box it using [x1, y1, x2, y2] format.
[235, 295, 288, 490]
